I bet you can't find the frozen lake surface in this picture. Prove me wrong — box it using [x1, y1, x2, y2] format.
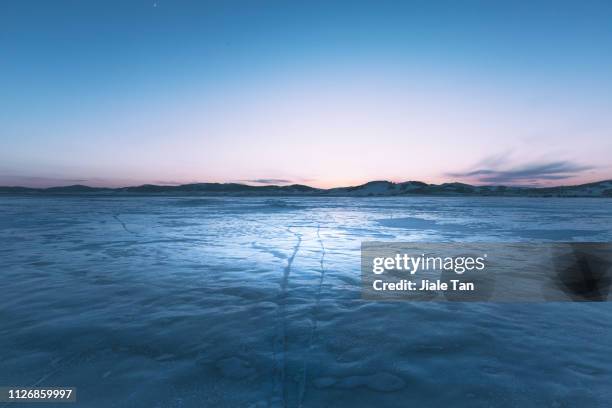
[1, 196, 612, 407]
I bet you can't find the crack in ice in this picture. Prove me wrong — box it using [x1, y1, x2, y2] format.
[297, 224, 327, 408]
[112, 214, 135, 235]
[271, 225, 302, 408]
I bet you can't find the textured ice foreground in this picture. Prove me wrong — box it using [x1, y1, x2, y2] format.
[1, 196, 612, 407]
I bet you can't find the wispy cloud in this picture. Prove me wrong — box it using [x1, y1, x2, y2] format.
[448, 160, 594, 185]
[472, 151, 512, 169]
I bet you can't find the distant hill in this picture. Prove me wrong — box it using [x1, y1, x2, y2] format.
[1, 180, 611, 197]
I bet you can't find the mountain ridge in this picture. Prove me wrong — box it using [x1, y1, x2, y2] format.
[1, 180, 612, 197]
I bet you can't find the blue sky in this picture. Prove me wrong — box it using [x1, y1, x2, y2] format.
[2, 0, 612, 187]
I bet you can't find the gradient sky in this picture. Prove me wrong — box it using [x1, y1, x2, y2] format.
[2, 0, 612, 188]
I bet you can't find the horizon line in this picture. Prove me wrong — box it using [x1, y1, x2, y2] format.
[2, 178, 611, 191]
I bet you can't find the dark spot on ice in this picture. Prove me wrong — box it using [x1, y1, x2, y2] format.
[553, 245, 612, 301]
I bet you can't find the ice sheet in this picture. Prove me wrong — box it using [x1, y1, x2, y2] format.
[1, 196, 611, 407]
